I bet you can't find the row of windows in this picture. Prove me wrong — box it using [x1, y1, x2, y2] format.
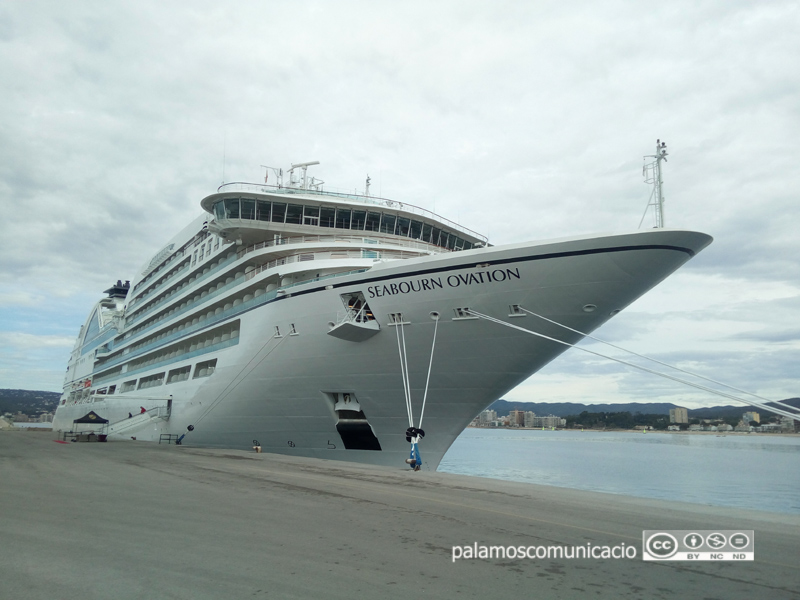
[63, 358, 218, 404]
[118, 359, 218, 393]
[213, 198, 474, 251]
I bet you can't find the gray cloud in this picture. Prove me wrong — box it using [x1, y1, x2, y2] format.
[1, 0, 798, 401]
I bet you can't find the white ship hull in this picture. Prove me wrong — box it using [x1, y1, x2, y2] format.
[55, 225, 711, 470]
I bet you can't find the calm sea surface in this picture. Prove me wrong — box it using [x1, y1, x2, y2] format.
[438, 428, 800, 515]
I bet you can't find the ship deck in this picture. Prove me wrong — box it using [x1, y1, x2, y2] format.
[2, 432, 797, 599]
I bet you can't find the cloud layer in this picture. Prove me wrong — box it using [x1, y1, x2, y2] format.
[1, 1, 798, 407]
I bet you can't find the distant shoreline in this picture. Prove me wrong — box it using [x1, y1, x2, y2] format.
[469, 426, 799, 437]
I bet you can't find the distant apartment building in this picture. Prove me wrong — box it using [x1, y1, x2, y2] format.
[478, 409, 497, 426]
[508, 410, 525, 427]
[669, 407, 689, 424]
[759, 423, 781, 433]
[531, 415, 566, 429]
[524, 411, 536, 428]
[743, 411, 760, 424]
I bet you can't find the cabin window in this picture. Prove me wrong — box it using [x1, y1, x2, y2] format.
[271, 202, 287, 223]
[121, 380, 137, 393]
[285, 204, 303, 225]
[335, 209, 352, 229]
[107, 385, 116, 395]
[214, 202, 225, 220]
[453, 237, 464, 251]
[257, 200, 271, 221]
[303, 206, 319, 226]
[462, 240, 473, 250]
[320, 207, 336, 227]
[409, 220, 423, 240]
[351, 210, 366, 230]
[445, 233, 455, 250]
[431, 227, 443, 247]
[241, 199, 256, 220]
[224, 198, 240, 219]
[380, 214, 396, 235]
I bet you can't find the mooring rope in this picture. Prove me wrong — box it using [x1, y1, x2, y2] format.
[417, 315, 439, 430]
[465, 309, 800, 422]
[394, 319, 414, 428]
[518, 306, 800, 417]
[193, 330, 291, 427]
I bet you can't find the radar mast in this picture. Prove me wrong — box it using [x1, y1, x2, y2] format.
[640, 139, 668, 228]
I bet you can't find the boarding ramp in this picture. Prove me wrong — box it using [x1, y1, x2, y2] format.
[108, 404, 171, 436]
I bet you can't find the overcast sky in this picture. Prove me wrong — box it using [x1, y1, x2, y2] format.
[1, 1, 798, 410]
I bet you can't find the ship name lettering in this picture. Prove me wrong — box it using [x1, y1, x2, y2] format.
[366, 268, 520, 298]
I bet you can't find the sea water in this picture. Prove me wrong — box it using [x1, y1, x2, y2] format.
[438, 428, 800, 514]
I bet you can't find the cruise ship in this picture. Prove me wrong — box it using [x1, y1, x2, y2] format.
[53, 161, 712, 469]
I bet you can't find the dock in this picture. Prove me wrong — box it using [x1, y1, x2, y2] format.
[1, 431, 798, 599]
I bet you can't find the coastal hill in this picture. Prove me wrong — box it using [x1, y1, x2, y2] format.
[0, 389, 61, 417]
[488, 398, 800, 419]
[3, 388, 798, 421]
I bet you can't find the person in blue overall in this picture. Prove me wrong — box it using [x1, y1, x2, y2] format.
[404, 427, 424, 471]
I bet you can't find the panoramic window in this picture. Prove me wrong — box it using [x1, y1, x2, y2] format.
[380, 214, 396, 235]
[257, 200, 271, 221]
[396, 216, 411, 237]
[167, 366, 191, 384]
[335, 209, 351, 229]
[320, 207, 336, 227]
[193, 359, 217, 379]
[224, 198, 240, 219]
[285, 204, 303, 225]
[303, 205, 319, 226]
[241, 199, 256, 220]
[365, 211, 381, 232]
[421, 222, 432, 242]
[409, 220, 423, 240]
[271, 202, 287, 223]
[351, 210, 366, 230]
[138, 373, 165, 390]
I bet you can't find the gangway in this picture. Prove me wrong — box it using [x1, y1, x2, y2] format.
[107, 404, 171, 436]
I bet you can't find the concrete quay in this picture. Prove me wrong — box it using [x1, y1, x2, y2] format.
[1, 431, 798, 599]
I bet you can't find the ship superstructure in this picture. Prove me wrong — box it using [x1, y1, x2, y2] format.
[54, 162, 712, 469]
